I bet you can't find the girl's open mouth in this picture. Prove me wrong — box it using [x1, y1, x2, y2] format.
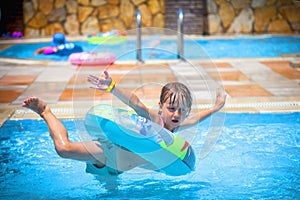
[172, 119, 179, 123]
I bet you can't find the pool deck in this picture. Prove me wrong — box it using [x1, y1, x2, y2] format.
[0, 37, 300, 126]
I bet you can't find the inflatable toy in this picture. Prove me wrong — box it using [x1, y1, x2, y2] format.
[69, 52, 116, 66]
[87, 30, 127, 45]
[85, 104, 196, 176]
[43, 43, 83, 56]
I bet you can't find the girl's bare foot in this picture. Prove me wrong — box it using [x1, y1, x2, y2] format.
[22, 97, 47, 116]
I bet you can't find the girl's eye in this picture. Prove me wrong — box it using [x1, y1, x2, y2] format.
[168, 107, 176, 112]
[167, 107, 188, 113]
[179, 108, 187, 113]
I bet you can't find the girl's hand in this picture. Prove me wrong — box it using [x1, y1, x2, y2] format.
[87, 71, 112, 91]
[213, 87, 226, 112]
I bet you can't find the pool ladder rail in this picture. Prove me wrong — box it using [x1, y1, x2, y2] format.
[177, 8, 185, 61]
[136, 8, 185, 63]
[136, 9, 143, 63]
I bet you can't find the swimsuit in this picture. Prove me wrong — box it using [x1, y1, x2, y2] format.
[85, 132, 122, 176]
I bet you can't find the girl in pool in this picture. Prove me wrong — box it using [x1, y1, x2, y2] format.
[88, 71, 226, 133]
[22, 71, 226, 175]
[34, 32, 83, 56]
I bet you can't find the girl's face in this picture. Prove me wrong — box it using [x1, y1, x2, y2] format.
[159, 99, 189, 132]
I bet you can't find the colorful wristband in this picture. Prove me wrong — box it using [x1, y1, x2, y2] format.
[106, 81, 115, 92]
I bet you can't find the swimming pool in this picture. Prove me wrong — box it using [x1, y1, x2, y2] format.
[1, 113, 299, 199]
[0, 35, 299, 61]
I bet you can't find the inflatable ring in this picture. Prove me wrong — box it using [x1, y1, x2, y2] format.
[84, 104, 196, 176]
[87, 36, 126, 45]
[68, 52, 116, 66]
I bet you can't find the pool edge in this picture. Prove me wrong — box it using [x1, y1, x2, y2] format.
[1, 99, 299, 127]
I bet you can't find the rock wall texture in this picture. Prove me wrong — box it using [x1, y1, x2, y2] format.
[207, 0, 300, 34]
[23, 0, 300, 36]
[23, 0, 164, 36]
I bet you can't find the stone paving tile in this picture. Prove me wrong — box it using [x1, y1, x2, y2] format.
[207, 71, 250, 81]
[0, 89, 24, 103]
[135, 85, 162, 100]
[170, 62, 221, 100]
[59, 88, 111, 101]
[224, 84, 273, 97]
[0, 74, 37, 103]
[0, 74, 36, 86]
[202, 61, 275, 97]
[4, 66, 44, 75]
[220, 81, 254, 85]
[141, 74, 176, 83]
[67, 74, 90, 85]
[229, 61, 300, 97]
[35, 66, 75, 82]
[13, 82, 68, 104]
[261, 61, 300, 80]
[200, 62, 234, 68]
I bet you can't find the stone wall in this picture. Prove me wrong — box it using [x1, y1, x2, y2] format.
[207, 0, 300, 34]
[23, 0, 164, 36]
[23, 0, 300, 36]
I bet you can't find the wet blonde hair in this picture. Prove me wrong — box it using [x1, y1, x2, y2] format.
[160, 82, 192, 113]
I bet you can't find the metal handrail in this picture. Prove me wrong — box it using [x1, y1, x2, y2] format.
[136, 9, 143, 63]
[177, 8, 184, 61]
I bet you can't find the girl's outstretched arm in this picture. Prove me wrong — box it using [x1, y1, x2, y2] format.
[180, 88, 226, 128]
[87, 71, 151, 119]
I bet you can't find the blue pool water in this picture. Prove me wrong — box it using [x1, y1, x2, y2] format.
[0, 113, 299, 199]
[0, 35, 299, 61]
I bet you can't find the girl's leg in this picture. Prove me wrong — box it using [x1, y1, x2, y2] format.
[23, 97, 106, 165]
[23, 97, 148, 172]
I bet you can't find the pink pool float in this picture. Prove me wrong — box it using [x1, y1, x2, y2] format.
[69, 52, 116, 66]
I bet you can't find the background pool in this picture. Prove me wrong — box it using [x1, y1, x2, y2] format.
[0, 113, 299, 199]
[0, 35, 299, 61]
